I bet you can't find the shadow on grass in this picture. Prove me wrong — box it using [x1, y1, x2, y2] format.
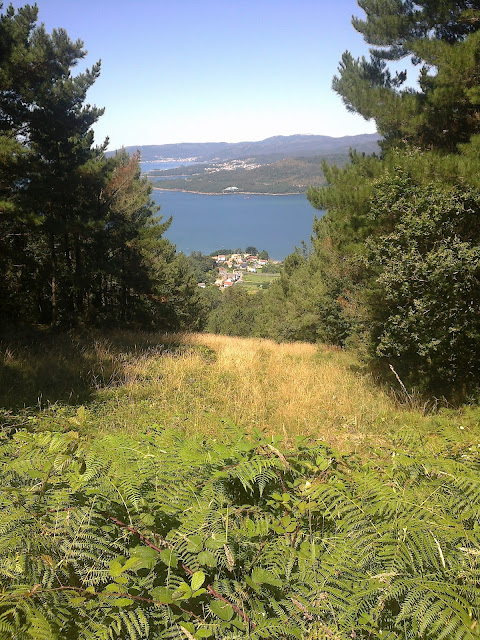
[0, 327, 181, 411]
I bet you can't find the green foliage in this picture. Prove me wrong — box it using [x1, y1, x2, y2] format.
[307, 152, 383, 247]
[0, 423, 479, 639]
[209, 249, 238, 257]
[260, 262, 281, 274]
[206, 288, 261, 336]
[334, 0, 480, 152]
[304, 150, 480, 394]
[187, 252, 218, 284]
[363, 169, 480, 395]
[0, 4, 201, 331]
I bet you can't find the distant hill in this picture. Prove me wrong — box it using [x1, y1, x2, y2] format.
[152, 155, 346, 195]
[108, 133, 381, 162]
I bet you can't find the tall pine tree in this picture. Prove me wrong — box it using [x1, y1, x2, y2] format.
[0, 3, 201, 330]
[333, 0, 480, 151]
[0, 3, 105, 324]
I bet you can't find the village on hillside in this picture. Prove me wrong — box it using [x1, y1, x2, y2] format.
[198, 252, 282, 290]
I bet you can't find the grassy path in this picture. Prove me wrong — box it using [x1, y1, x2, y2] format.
[4, 329, 477, 456]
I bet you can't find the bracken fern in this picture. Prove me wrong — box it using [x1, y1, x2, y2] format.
[0, 424, 478, 639]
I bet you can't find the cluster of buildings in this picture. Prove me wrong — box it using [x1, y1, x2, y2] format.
[214, 269, 241, 289]
[214, 253, 268, 269]
[204, 159, 261, 174]
[210, 253, 272, 290]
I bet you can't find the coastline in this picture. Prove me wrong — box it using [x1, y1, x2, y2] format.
[152, 187, 303, 197]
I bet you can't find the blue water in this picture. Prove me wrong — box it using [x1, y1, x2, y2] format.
[140, 160, 197, 172]
[151, 190, 323, 260]
[153, 175, 188, 180]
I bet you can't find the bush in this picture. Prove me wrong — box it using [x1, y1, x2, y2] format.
[364, 171, 480, 397]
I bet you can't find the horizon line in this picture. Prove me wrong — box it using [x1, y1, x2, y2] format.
[106, 131, 381, 152]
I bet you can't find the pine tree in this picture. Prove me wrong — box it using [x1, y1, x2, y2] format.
[26, 39, 104, 323]
[333, 0, 480, 151]
[93, 149, 202, 329]
[0, 3, 50, 323]
[0, 3, 105, 325]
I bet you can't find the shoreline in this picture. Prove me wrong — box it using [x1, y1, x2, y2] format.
[152, 187, 303, 197]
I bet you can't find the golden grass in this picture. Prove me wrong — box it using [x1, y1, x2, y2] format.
[91, 332, 397, 451]
[6, 328, 454, 453]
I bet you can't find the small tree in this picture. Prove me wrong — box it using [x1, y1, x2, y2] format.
[206, 288, 259, 336]
[187, 251, 218, 283]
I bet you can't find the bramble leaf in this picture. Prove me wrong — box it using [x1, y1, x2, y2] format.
[191, 570, 206, 591]
[210, 600, 234, 621]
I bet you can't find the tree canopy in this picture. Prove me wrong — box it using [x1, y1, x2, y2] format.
[0, 3, 201, 330]
[333, 0, 480, 151]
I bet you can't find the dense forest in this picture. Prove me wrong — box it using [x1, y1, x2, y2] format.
[1, 2, 480, 640]
[0, 4, 202, 331]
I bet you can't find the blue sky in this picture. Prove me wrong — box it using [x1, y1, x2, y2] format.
[8, 0, 378, 150]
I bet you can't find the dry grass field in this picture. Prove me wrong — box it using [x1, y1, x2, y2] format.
[2, 329, 476, 454]
[127, 332, 397, 448]
[81, 332, 392, 448]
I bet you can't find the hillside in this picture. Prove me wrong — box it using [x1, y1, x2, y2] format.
[108, 133, 381, 162]
[1, 329, 479, 639]
[152, 156, 339, 194]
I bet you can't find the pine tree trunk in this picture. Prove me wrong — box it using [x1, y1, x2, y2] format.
[74, 234, 84, 317]
[50, 232, 57, 324]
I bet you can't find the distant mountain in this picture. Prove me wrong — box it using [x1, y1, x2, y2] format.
[107, 133, 381, 162]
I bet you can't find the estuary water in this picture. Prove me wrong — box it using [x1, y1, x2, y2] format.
[140, 160, 197, 172]
[151, 190, 323, 260]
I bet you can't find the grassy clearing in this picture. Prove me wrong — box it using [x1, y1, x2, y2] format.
[238, 271, 280, 292]
[2, 328, 479, 455]
[241, 272, 280, 282]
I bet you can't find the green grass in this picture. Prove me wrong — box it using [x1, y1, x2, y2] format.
[238, 271, 280, 292]
[242, 272, 280, 282]
[1, 328, 479, 458]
